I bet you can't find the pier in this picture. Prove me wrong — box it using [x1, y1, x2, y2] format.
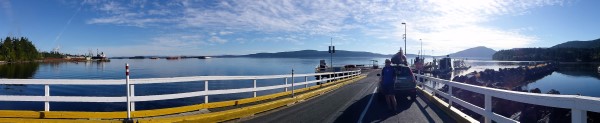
[0, 65, 599, 123]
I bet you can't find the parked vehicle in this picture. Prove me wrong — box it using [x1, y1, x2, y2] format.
[377, 65, 417, 100]
[314, 60, 360, 83]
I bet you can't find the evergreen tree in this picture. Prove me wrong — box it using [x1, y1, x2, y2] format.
[0, 36, 41, 62]
[493, 48, 600, 62]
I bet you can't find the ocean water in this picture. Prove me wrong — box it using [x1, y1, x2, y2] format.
[0, 57, 387, 111]
[1, 57, 599, 111]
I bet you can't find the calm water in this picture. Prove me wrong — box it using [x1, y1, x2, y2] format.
[461, 60, 600, 97]
[1, 57, 599, 111]
[0, 57, 387, 111]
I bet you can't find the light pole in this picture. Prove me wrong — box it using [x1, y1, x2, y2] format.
[402, 22, 406, 56]
[329, 38, 334, 68]
[291, 67, 294, 98]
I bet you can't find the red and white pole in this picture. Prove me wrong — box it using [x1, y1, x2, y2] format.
[291, 68, 295, 98]
[126, 63, 131, 120]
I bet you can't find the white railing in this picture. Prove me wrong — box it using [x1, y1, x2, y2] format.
[415, 74, 600, 123]
[0, 64, 361, 119]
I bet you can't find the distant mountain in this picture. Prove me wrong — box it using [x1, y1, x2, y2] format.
[551, 38, 600, 48]
[214, 50, 432, 58]
[448, 46, 496, 58]
[233, 50, 391, 58]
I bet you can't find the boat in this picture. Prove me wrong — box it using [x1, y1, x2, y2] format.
[411, 56, 425, 73]
[166, 57, 180, 60]
[91, 50, 110, 62]
[150, 57, 160, 59]
[314, 60, 359, 81]
[453, 59, 471, 70]
[129, 56, 145, 59]
[198, 56, 212, 59]
[432, 55, 452, 75]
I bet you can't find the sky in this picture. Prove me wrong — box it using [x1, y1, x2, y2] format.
[0, 0, 599, 57]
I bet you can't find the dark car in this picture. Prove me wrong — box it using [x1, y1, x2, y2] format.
[377, 65, 417, 100]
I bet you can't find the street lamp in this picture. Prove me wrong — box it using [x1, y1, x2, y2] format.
[328, 38, 334, 69]
[402, 22, 406, 56]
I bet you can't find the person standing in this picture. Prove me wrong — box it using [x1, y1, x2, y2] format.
[391, 48, 408, 66]
[381, 59, 397, 111]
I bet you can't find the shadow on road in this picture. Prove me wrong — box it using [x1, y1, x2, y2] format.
[334, 91, 455, 123]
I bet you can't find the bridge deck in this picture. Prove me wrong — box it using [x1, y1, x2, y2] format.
[240, 70, 456, 123]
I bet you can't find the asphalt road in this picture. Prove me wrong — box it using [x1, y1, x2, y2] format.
[241, 70, 455, 123]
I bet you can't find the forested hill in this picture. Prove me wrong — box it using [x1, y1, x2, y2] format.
[448, 46, 496, 58]
[239, 50, 391, 58]
[493, 38, 600, 62]
[493, 48, 600, 62]
[551, 38, 600, 48]
[0, 37, 41, 62]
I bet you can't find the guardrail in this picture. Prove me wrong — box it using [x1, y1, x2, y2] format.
[0, 64, 361, 119]
[415, 74, 600, 123]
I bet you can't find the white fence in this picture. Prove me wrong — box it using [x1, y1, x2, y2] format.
[415, 74, 600, 123]
[0, 64, 361, 119]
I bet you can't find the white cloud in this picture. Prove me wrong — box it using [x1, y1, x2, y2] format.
[219, 31, 233, 35]
[209, 36, 227, 44]
[81, 0, 567, 55]
[365, 0, 566, 55]
[95, 33, 224, 56]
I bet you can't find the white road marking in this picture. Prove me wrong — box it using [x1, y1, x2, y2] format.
[358, 86, 377, 123]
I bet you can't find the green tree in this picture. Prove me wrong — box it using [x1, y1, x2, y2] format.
[0, 36, 41, 62]
[0, 37, 4, 61]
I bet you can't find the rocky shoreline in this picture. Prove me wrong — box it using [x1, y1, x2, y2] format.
[433, 62, 599, 122]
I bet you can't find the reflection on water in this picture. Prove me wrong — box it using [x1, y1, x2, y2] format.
[1, 58, 600, 111]
[0, 58, 388, 111]
[526, 63, 600, 97]
[0, 63, 39, 78]
[555, 64, 600, 79]
[419, 59, 600, 97]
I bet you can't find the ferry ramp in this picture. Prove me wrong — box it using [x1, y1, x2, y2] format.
[4, 65, 597, 123]
[240, 70, 456, 123]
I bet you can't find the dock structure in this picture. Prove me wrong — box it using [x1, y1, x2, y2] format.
[0, 64, 362, 122]
[1, 66, 600, 123]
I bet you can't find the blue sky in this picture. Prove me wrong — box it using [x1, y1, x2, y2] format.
[0, 0, 599, 57]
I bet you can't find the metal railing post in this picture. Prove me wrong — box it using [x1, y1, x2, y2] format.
[125, 63, 131, 119]
[291, 69, 295, 98]
[204, 80, 208, 103]
[346, 72, 349, 79]
[334, 72, 338, 81]
[304, 76, 308, 88]
[329, 73, 332, 82]
[44, 84, 50, 111]
[319, 75, 323, 86]
[285, 78, 288, 92]
[253, 79, 257, 97]
[448, 84, 453, 107]
[432, 80, 436, 95]
[130, 84, 135, 111]
[484, 94, 492, 123]
[572, 109, 587, 123]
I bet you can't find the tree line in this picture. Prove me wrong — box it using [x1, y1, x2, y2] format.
[493, 48, 600, 62]
[0, 37, 41, 62]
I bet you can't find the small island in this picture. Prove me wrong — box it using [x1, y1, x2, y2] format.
[0, 37, 41, 62]
[0, 36, 106, 63]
